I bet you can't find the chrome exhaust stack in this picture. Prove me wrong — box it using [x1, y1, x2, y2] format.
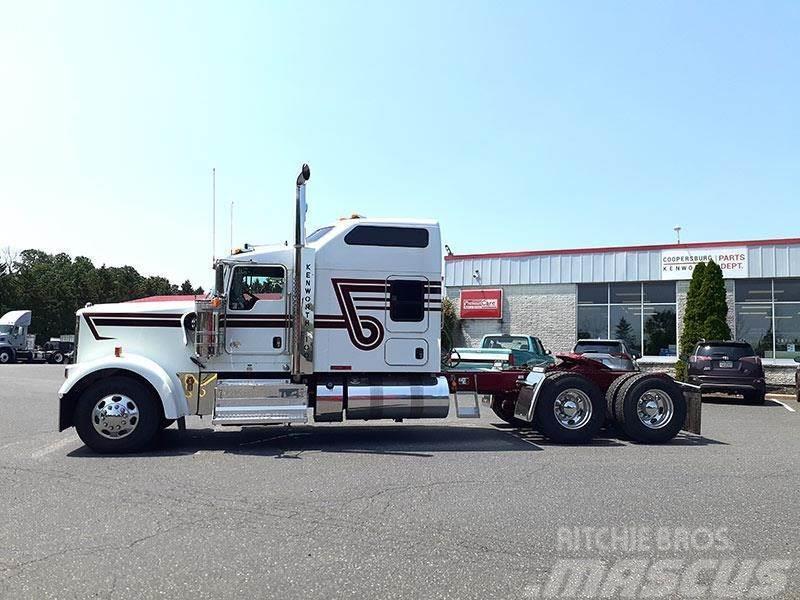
[292, 163, 311, 381]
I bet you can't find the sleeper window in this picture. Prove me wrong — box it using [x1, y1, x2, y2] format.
[389, 280, 425, 322]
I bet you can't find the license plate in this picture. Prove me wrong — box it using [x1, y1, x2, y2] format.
[718, 361, 733, 369]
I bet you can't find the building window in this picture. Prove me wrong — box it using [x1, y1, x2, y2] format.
[643, 304, 677, 357]
[734, 278, 800, 359]
[577, 282, 677, 356]
[577, 305, 607, 339]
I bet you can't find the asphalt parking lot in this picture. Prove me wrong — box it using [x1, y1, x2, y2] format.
[1, 365, 798, 599]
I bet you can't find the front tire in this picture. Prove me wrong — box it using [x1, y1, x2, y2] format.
[49, 352, 64, 364]
[74, 377, 161, 453]
[0, 349, 12, 364]
[534, 373, 604, 443]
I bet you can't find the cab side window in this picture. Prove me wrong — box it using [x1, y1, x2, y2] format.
[389, 279, 425, 322]
[228, 266, 285, 311]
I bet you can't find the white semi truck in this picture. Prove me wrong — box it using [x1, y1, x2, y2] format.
[58, 165, 457, 453]
[0, 310, 72, 364]
[58, 165, 695, 453]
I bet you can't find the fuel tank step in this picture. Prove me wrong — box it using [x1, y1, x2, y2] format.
[212, 380, 308, 425]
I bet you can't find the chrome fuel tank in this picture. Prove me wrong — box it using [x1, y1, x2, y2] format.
[345, 375, 449, 420]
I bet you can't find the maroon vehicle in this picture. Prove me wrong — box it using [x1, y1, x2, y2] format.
[446, 353, 688, 444]
[687, 340, 766, 404]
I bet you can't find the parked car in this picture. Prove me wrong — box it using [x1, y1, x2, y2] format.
[448, 334, 554, 370]
[795, 357, 799, 403]
[572, 339, 640, 371]
[687, 340, 766, 404]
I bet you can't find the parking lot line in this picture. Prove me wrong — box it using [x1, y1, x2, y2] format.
[768, 398, 796, 413]
[30, 436, 79, 459]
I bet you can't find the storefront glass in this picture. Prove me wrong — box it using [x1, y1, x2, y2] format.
[577, 283, 676, 356]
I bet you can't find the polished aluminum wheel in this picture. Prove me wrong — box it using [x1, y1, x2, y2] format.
[636, 389, 674, 429]
[0, 352, 10, 364]
[92, 394, 140, 439]
[553, 388, 593, 430]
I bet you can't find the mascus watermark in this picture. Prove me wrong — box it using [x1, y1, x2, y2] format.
[523, 527, 793, 599]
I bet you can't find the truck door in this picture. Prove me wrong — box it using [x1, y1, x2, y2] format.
[384, 276, 430, 367]
[225, 265, 288, 356]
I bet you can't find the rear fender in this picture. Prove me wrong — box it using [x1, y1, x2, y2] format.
[57, 354, 188, 431]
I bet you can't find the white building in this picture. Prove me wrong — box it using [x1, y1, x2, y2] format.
[445, 237, 800, 383]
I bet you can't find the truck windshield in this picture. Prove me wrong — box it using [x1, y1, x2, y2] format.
[483, 336, 530, 351]
[0, 325, 12, 334]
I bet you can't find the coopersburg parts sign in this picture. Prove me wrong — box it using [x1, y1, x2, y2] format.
[661, 247, 748, 280]
[459, 289, 503, 319]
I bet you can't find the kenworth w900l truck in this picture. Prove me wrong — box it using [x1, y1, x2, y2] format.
[57, 165, 696, 453]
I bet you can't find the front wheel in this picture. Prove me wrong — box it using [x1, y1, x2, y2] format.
[49, 352, 64, 364]
[0, 349, 12, 364]
[534, 374, 604, 443]
[74, 377, 161, 453]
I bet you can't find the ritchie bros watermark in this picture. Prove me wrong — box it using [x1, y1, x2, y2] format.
[523, 526, 793, 599]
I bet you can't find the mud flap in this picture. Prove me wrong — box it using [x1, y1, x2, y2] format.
[681, 383, 702, 435]
[513, 371, 546, 422]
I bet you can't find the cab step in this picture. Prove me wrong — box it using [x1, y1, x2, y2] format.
[213, 380, 308, 425]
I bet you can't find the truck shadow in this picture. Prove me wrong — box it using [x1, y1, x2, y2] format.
[67, 424, 545, 458]
[66, 421, 724, 458]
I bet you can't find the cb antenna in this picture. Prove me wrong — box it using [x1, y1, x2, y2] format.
[211, 167, 217, 267]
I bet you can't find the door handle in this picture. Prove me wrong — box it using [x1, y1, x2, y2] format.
[273, 336, 282, 349]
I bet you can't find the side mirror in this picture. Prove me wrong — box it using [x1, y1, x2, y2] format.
[214, 264, 225, 295]
[632, 352, 642, 360]
[545, 349, 552, 355]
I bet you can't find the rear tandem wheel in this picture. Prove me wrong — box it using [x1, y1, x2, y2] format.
[533, 372, 605, 443]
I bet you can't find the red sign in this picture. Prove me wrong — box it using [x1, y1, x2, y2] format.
[459, 289, 503, 319]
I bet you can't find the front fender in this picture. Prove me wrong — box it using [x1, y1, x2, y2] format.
[58, 354, 188, 428]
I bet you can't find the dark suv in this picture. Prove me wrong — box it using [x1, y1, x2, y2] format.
[687, 340, 766, 404]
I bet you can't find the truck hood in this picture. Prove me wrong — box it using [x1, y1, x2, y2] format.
[77, 300, 195, 316]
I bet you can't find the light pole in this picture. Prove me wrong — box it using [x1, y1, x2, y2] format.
[674, 226, 682, 244]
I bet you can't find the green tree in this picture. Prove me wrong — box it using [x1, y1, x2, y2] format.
[0, 249, 205, 341]
[440, 296, 458, 355]
[680, 261, 706, 359]
[179, 280, 195, 295]
[614, 316, 637, 353]
[675, 259, 731, 380]
[698, 260, 731, 341]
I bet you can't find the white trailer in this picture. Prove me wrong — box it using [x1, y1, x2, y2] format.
[58, 165, 462, 453]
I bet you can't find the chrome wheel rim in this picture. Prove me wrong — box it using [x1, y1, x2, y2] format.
[0, 353, 9, 363]
[553, 389, 593, 430]
[52, 353, 63, 363]
[92, 394, 140, 439]
[636, 389, 674, 429]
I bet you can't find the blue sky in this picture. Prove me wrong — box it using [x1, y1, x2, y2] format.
[1, 1, 798, 287]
